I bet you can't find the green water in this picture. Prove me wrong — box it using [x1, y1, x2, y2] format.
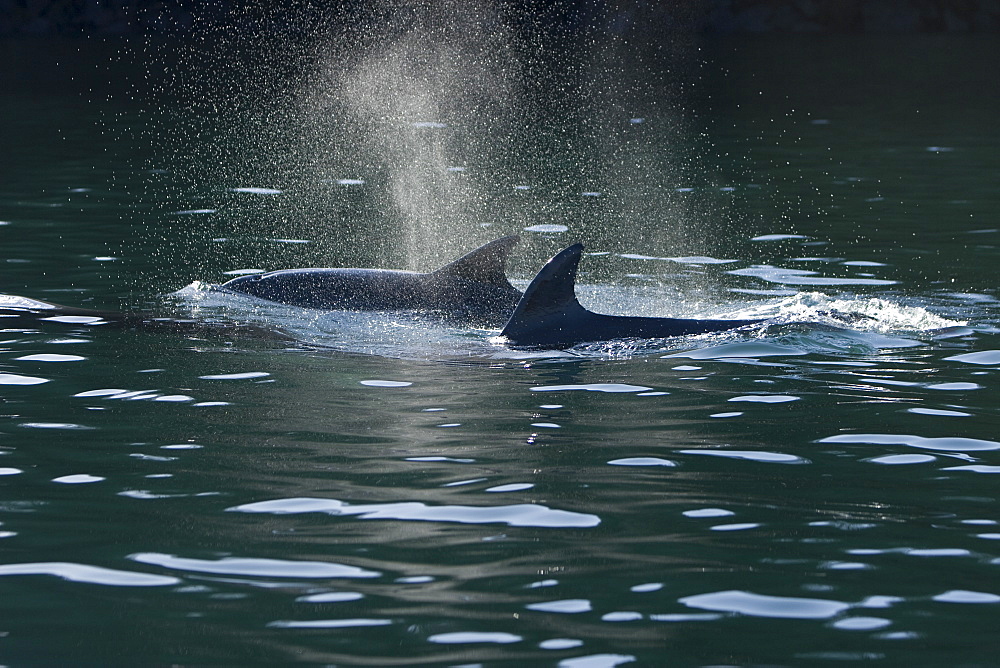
[1, 32, 999, 666]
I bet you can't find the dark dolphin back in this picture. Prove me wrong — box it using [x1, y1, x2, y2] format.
[501, 244, 765, 349]
[431, 235, 520, 291]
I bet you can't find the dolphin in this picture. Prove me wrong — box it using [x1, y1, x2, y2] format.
[0, 237, 522, 332]
[3, 237, 765, 349]
[218, 235, 522, 327]
[500, 243, 764, 349]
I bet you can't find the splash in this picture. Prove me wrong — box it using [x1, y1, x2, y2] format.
[286, 0, 529, 269]
[751, 292, 966, 333]
[150, 2, 722, 285]
[340, 2, 524, 268]
[171, 277, 973, 362]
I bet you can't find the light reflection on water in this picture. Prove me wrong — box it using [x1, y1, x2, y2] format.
[1, 304, 997, 663]
[2, 33, 999, 668]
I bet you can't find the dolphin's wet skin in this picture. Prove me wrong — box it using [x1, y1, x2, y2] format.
[217, 236, 523, 327]
[1, 236, 764, 350]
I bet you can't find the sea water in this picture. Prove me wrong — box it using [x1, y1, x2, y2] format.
[1, 31, 998, 666]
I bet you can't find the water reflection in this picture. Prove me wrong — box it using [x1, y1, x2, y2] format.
[228, 496, 601, 528]
[679, 590, 851, 619]
[1, 27, 999, 667]
[0, 562, 180, 586]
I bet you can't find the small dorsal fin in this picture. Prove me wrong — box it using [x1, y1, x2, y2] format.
[500, 243, 588, 342]
[432, 235, 520, 288]
[434, 234, 521, 289]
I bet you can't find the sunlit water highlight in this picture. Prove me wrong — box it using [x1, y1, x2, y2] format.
[1, 23, 999, 668]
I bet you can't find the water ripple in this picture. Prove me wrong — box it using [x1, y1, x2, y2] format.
[664, 341, 807, 359]
[485, 483, 534, 493]
[428, 631, 522, 644]
[865, 454, 937, 465]
[268, 618, 392, 629]
[540, 638, 584, 650]
[526, 599, 592, 613]
[941, 465, 1000, 473]
[678, 449, 809, 464]
[296, 592, 364, 603]
[832, 616, 892, 631]
[0, 372, 49, 385]
[602, 611, 643, 622]
[52, 474, 105, 484]
[128, 553, 380, 579]
[620, 253, 737, 264]
[75, 388, 207, 405]
[945, 350, 1000, 365]
[608, 457, 677, 467]
[0, 562, 180, 586]
[683, 508, 734, 518]
[819, 433, 1000, 452]
[531, 383, 652, 393]
[558, 653, 637, 668]
[729, 394, 800, 403]
[711, 523, 761, 532]
[729, 264, 897, 286]
[199, 372, 271, 380]
[907, 408, 971, 417]
[932, 590, 1000, 604]
[14, 353, 85, 362]
[227, 497, 601, 528]
[360, 379, 412, 387]
[679, 590, 850, 619]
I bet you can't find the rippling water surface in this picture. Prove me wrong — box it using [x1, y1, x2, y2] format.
[1, 35, 999, 665]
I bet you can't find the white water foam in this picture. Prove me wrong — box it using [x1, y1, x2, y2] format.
[734, 292, 964, 333]
[170, 282, 969, 362]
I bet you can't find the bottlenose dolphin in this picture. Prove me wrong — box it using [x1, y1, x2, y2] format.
[500, 243, 764, 349]
[218, 236, 522, 327]
[0, 237, 522, 335]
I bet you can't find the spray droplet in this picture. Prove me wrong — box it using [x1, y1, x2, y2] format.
[524, 224, 568, 233]
[232, 187, 282, 195]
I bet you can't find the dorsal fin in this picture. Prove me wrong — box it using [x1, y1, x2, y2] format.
[500, 243, 588, 341]
[432, 235, 519, 287]
[502, 243, 767, 348]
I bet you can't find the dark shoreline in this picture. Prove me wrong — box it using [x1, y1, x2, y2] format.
[2, 0, 998, 38]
